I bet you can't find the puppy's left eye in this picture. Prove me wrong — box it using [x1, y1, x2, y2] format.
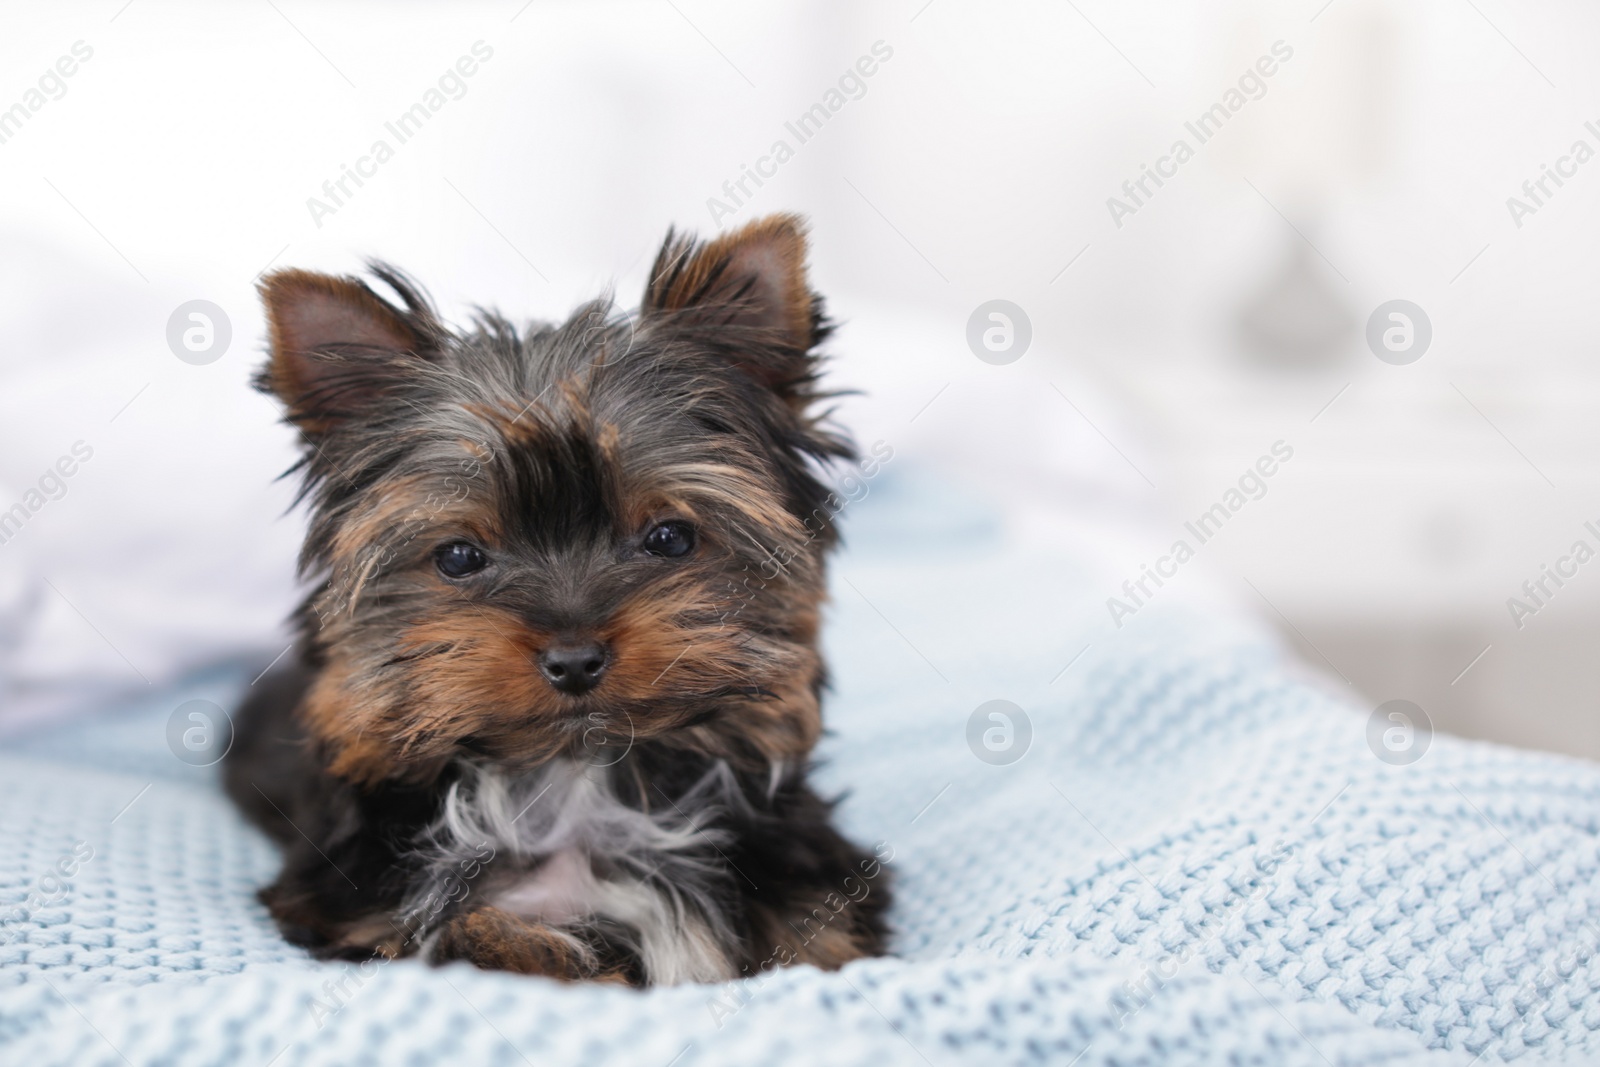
[642, 521, 696, 558]
[435, 541, 489, 578]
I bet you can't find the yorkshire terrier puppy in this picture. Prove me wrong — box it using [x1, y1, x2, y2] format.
[224, 214, 890, 986]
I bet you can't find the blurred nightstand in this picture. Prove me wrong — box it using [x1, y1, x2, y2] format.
[1107, 349, 1600, 760]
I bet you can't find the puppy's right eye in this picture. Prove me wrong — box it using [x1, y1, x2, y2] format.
[435, 542, 488, 578]
[643, 521, 696, 559]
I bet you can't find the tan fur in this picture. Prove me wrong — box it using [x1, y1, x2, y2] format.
[431, 905, 630, 981]
[647, 213, 816, 353]
[258, 270, 423, 433]
[746, 893, 882, 971]
[303, 567, 816, 784]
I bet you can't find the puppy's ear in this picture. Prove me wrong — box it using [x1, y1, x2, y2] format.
[257, 264, 438, 435]
[642, 213, 825, 398]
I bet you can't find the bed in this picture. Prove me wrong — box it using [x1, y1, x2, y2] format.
[3, 462, 1599, 1066]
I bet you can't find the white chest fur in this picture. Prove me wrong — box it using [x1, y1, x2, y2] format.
[409, 759, 740, 984]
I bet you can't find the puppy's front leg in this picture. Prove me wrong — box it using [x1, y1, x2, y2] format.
[742, 887, 889, 972]
[429, 905, 633, 983]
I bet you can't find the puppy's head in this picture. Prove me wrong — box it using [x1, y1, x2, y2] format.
[258, 215, 853, 785]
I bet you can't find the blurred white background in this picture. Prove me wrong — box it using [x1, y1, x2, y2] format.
[3, 0, 1598, 756]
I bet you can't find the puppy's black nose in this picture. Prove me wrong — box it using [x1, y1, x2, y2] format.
[537, 641, 610, 695]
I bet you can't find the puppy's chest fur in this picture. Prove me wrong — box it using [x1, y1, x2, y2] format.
[408, 758, 743, 984]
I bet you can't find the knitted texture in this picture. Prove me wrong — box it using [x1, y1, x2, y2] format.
[2, 480, 1597, 1065]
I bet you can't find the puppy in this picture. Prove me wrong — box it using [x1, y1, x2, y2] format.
[224, 214, 891, 985]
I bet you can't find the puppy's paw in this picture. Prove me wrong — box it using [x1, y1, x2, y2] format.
[258, 883, 408, 960]
[746, 891, 889, 971]
[428, 905, 632, 983]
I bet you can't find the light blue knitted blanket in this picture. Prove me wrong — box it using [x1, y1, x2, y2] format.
[2, 472, 1598, 1065]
